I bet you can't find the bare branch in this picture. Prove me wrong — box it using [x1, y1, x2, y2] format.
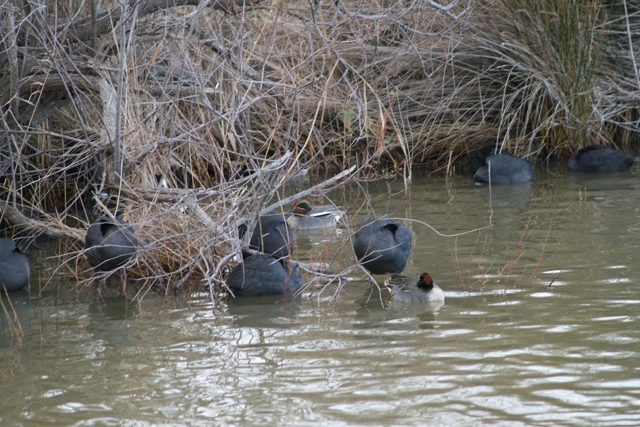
[1, 206, 85, 242]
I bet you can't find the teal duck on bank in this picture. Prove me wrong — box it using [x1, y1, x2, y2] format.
[353, 217, 412, 274]
[286, 199, 344, 230]
[239, 214, 295, 259]
[226, 252, 302, 296]
[0, 238, 30, 292]
[568, 145, 634, 173]
[85, 216, 138, 271]
[385, 272, 445, 303]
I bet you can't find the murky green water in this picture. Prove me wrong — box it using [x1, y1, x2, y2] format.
[3, 163, 640, 426]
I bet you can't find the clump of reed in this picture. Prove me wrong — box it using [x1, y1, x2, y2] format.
[1, 1, 637, 295]
[453, 216, 549, 297]
[470, 0, 617, 157]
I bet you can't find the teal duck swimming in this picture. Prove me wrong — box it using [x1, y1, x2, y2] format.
[353, 217, 412, 274]
[385, 272, 445, 303]
[568, 145, 633, 173]
[85, 216, 138, 271]
[0, 238, 30, 292]
[226, 252, 302, 296]
[286, 199, 344, 230]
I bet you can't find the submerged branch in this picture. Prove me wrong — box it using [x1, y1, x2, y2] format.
[1, 206, 85, 242]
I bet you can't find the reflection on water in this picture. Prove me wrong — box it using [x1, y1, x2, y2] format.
[0, 290, 32, 347]
[225, 295, 303, 328]
[86, 296, 141, 347]
[3, 164, 640, 426]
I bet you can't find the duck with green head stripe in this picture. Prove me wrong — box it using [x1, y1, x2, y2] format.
[286, 199, 344, 230]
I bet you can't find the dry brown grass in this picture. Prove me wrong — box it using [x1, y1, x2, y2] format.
[1, 0, 638, 295]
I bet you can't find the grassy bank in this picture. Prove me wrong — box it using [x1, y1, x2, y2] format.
[1, 0, 638, 294]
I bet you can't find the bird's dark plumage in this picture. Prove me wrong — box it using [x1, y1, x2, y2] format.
[568, 145, 633, 173]
[226, 253, 302, 296]
[85, 216, 138, 271]
[0, 238, 30, 292]
[353, 217, 412, 274]
[468, 145, 513, 174]
[239, 214, 295, 259]
[474, 153, 533, 184]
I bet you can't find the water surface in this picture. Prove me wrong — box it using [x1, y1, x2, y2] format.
[2, 163, 640, 426]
